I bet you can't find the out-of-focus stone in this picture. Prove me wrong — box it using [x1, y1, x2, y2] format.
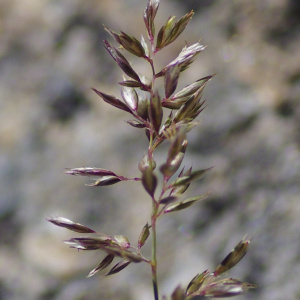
[0, 0, 299, 299]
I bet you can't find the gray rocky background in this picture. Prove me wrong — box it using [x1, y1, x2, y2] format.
[0, 0, 299, 299]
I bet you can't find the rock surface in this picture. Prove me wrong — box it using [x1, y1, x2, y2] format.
[0, 0, 299, 299]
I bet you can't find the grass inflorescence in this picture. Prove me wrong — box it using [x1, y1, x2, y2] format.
[48, 1, 255, 299]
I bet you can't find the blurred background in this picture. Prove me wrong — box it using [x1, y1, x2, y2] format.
[0, 0, 299, 299]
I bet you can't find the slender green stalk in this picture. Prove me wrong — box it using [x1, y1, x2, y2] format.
[151, 198, 159, 300]
[149, 40, 159, 300]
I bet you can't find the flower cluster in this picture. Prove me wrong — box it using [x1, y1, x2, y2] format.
[48, 0, 255, 299]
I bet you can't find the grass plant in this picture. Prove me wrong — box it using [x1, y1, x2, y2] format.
[48, 1, 255, 299]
